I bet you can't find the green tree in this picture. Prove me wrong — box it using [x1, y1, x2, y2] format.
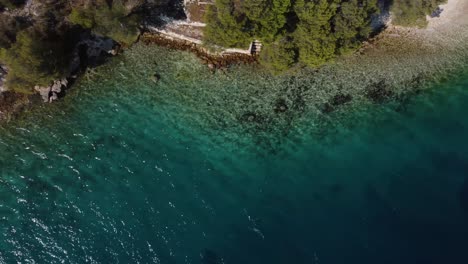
[0, 30, 68, 93]
[391, 0, 447, 27]
[69, 0, 143, 45]
[204, 0, 382, 70]
[0, 14, 28, 49]
[203, 0, 251, 48]
[241, 0, 291, 43]
[334, 0, 379, 54]
[293, 0, 338, 67]
[260, 37, 296, 73]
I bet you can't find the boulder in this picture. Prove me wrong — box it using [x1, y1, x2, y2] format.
[34, 85, 51, 103]
[51, 80, 62, 94]
[34, 78, 68, 103]
[0, 65, 7, 93]
[70, 34, 118, 75]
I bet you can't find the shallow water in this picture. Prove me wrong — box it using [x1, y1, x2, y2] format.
[1, 45, 468, 263]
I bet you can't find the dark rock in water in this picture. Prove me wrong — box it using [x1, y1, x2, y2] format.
[274, 99, 289, 113]
[459, 178, 468, 214]
[331, 93, 352, 106]
[200, 249, 223, 264]
[322, 103, 335, 114]
[322, 93, 352, 113]
[240, 112, 265, 124]
[366, 80, 394, 103]
[151, 73, 161, 83]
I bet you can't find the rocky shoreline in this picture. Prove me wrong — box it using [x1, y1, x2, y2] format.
[1, 0, 466, 124]
[0, 33, 120, 122]
[140, 32, 257, 70]
[0, 31, 258, 123]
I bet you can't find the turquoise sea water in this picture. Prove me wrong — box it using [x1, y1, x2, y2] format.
[1, 45, 468, 263]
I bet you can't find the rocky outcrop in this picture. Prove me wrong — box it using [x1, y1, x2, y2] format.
[69, 34, 119, 75]
[0, 65, 7, 93]
[34, 79, 68, 103]
[30, 34, 118, 103]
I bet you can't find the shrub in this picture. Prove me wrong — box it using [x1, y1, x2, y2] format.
[259, 38, 296, 73]
[391, 0, 447, 27]
[204, 0, 379, 70]
[69, 0, 143, 45]
[0, 30, 68, 93]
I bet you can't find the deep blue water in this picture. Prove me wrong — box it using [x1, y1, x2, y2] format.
[1, 45, 468, 263]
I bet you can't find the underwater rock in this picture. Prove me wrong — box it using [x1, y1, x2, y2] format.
[240, 111, 266, 124]
[331, 93, 353, 106]
[366, 80, 394, 103]
[151, 73, 161, 83]
[274, 99, 289, 113]
[322, 93, 353, 113]
[322, 103, 334, 114]
[244, 113, 257, 122]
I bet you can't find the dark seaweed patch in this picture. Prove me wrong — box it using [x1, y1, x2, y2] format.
[239, 111, 266, 124]
[274, 99, 289, 113]
[366, 80, 394, 103]
[322, 93, 352, 113]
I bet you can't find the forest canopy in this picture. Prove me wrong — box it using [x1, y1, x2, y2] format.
[69, 0, 145, 46]
[0, 0, 151, 92]
[0, 0, 450, 92]
[204, 0, 381, 71]
[204, 0, 447, 71]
